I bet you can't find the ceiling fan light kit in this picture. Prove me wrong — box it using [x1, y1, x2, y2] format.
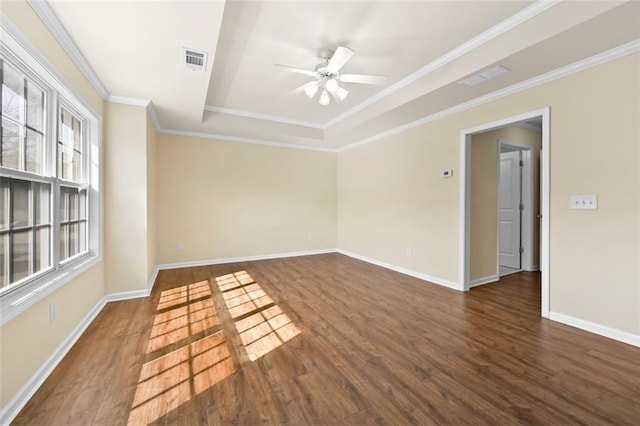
[304, 83, 319, 99]
[335, 87, 348, 101]
[319, 90, 330, 106]
[277, 46, 388, 106]
[325, 78, 339, 93]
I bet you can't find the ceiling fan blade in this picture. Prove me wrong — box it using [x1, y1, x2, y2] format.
[339, 73, 388, 85]
[326, 46, 354, 74]
[275, 64, 317, 77]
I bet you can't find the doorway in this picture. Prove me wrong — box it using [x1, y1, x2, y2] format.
[459, 108, 550, 318]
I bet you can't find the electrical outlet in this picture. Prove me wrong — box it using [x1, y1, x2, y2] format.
[307, 233, 313, 241]
[50, 302, 56, 321]
[177, 242, 184, 250]
[406, 247, 412, 257]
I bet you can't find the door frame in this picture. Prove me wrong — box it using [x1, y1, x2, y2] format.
[459, 107, 550, 318]
[497, 140, 534, 272]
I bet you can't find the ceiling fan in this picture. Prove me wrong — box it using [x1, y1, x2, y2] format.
[276, 46, 387, 106]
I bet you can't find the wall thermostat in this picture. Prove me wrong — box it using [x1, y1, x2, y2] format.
[442, 169, 453, 178]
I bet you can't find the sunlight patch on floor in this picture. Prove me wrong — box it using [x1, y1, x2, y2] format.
[215, 271, 301, 362]
[128, 281, 235, 426]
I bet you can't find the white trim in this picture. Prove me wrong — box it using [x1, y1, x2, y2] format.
[204, 105, 324, 129]
[158, 128, 334, 153]
[324, 0, 561, 128]
[107, 95, 150, 107]
[0, 257, 101, 327]
[459, 107, 550, 320]
[103, 289, 149, 303]
[470, 274, 500, 288]
[513, 121, 542, 133]
[338, 39, 640, 152]
[549, 312, 640, 348]
[0, 294, 108, 426]
[499, 268, 523, 278]
[337, 249, 463, 291]
[540, 108, 550, 317]
[459, 135, 472, 289]
[146, 266, 159, 293]
[100, 266, 159, 303]
[157, 248, 337, 270]
[26, 0, 108, 100]
[146, 102, 161, 132]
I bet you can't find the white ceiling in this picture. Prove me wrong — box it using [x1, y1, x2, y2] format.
[43, 0, 640, 151]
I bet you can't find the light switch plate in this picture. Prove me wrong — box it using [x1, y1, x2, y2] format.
[570, 195, 597, 210]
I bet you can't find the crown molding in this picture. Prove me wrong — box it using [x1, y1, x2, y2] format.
[146, 101, 162, 133]
[338, 38, 640, 152]
[324, 0, 562, 128]
[106, 95, 150, 107]
[204, 105, 324, 129]
[27, 0, 109, 100]
[158, 128, 335, 153]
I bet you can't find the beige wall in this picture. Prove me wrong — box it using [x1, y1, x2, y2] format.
[549, 53, 638, 334]
[0, 0, 105, 408]
[338, 53, 639, 335]
[157, 135, 337, 264]
[470, 126, 541, 281]
[0, 264, 104, 407]
[146, 112, 158, 280]
[104, 102, 152, 293]
[337, 125, 459, 281]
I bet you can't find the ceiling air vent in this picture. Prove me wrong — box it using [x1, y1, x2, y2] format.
[460, 65, 509, 87]
[183, 48, 208, 71]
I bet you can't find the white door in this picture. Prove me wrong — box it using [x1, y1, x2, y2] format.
[498, 151, 521, 269]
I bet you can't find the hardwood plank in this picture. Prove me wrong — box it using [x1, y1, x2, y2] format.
[12, 253, 640, 425]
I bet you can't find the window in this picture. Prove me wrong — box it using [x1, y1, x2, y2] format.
[57, 105, 88, 262]
[0, 27, 101, 318]
[1, 61, 46, 174]
[1, 59, 54, 289]
[0, 177, 51, 287]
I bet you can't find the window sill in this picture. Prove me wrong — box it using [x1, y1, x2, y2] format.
[0, 254, 102, 327]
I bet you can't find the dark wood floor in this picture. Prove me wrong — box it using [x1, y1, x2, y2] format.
[13, 253, 640, 425]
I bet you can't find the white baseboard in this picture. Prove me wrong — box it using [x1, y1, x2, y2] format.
[337, 249, 463, 291]
[0, 295, 108, 426]
[157, 248, 337, 270]
[470, 274, 500, 287]
[549, 311, 640, 348]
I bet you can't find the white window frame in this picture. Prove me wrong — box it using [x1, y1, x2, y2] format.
[0, 15, 102, 326]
